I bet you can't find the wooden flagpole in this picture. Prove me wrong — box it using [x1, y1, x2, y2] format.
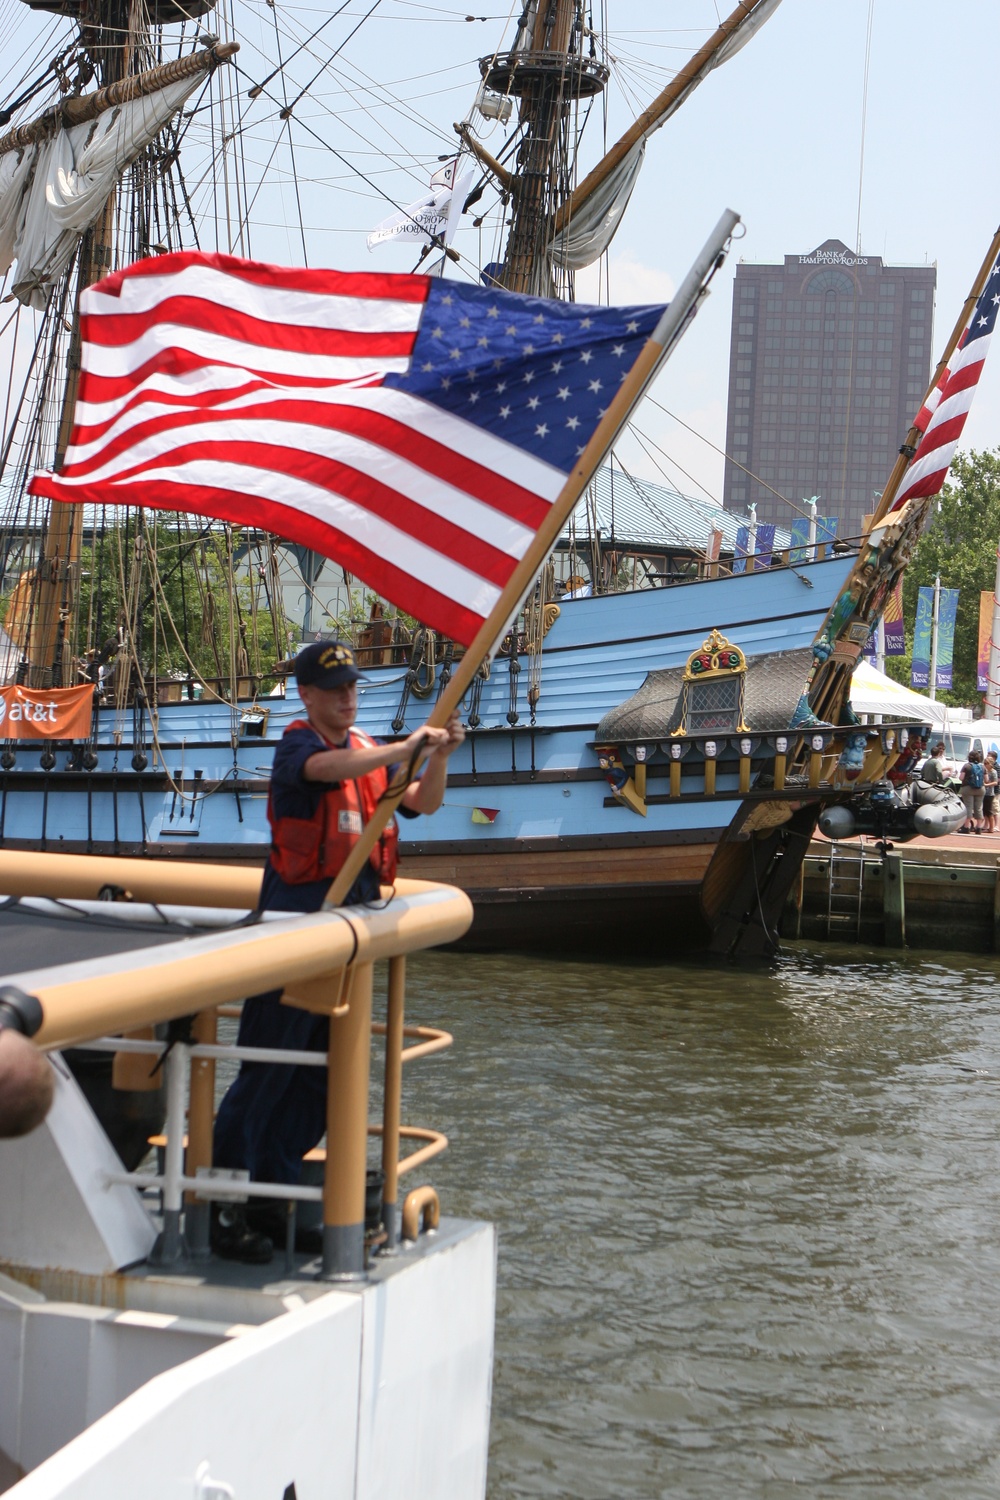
[807, 224, 1000, 725]
[870, 222, 1000, 526]
[323, 207, 741, 907]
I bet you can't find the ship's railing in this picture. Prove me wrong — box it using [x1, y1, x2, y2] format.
[594, 720, 928, 815]
[0, 853, 471, 1281]
[71, 989, 453, 1265]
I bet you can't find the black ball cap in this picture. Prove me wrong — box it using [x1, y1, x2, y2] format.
[294, 640, 367, 690]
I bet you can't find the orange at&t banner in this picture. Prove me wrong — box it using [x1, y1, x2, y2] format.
[0, 683, 94, 740]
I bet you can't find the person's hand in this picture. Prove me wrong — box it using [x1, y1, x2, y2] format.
[436, 711, 466, 757]
[403, 725, 449, 759]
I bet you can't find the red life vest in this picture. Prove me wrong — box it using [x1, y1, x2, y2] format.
[267, 721, 399, 887]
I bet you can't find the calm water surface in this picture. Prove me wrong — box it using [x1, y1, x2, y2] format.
[391, 942, 1000, 1499]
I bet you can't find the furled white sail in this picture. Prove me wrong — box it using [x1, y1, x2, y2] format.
[547, 141, 644, 272]
[548, 0, 783, 271]
[0, 74, 204, 308]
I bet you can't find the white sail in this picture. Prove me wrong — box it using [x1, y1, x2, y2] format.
[0, 73, 206, 309]
[547, 141, 644, 272]
[548, 0, 784, 271]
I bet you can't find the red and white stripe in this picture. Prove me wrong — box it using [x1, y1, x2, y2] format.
[29, 251, 566, 646]
[892, 317, 990, 511]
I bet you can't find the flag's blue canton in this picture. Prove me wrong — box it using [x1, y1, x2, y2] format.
[384, 280, 665, 474]
[968, 256, 1000, 344]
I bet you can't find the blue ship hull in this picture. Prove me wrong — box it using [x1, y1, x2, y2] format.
[0, 557, 853, 952]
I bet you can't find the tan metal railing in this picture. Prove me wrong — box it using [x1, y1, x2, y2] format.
[0, 853, 471, 1280]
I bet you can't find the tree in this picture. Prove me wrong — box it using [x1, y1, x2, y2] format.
[883, 448, 1000, 708]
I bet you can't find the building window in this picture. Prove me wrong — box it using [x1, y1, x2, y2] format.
[911, 288, 927, 301]
[806, 269, 855, 295]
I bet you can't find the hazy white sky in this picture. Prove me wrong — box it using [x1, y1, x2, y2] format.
[3, 0, 998, 522]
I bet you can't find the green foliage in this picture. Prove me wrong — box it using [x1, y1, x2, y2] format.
[1, 517, 283, 687]
[882, 449, 1000, 708]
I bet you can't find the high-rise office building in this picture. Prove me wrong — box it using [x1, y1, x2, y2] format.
[722, 239, 936, 538]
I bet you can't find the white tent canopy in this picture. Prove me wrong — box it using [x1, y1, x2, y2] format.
[848, 661, 971, 728]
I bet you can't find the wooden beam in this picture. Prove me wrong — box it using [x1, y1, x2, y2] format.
[0, 42, 238, 158]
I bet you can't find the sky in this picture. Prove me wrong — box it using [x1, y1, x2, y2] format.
[2, 0, 999, 525]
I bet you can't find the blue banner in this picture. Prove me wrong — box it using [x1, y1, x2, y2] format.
[911, 586, 933, 689]
[817, 515, 838, 547]
[935, 587, 959, 691]
[733, 526, 749, 575]
[789, 517, 810, 562]
[755, 523, 775, 569]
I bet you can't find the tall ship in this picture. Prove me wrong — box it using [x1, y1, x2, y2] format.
[0, 0, 970, 957]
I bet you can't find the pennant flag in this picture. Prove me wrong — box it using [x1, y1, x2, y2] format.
[29, 251, 666, 648]
[367, 161, 472, 251]
[893, 249, 1000, 510]
[978, 590, 994, 693]
[471, 807, 499, 824]
[935, 587, 959, 691]
[883, 578, 905, 655]
[911, 586, 933, 689]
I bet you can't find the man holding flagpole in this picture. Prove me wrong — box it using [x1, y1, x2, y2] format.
[29, 208, 742, 1268]
[211, 638, 464, 1263]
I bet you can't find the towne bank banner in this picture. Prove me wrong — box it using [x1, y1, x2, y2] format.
[0, 683, 93, 739]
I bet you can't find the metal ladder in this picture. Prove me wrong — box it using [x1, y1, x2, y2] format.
[825, 842, 866, 940]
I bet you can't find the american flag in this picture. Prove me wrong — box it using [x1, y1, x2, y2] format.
[30, 251, 664, 646]
[892, 250, 1000, 511]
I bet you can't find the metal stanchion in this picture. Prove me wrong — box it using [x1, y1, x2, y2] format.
[380, 956, 406, 1251]
[184, 1007, 217, 1259]
[321, 964, 373, 1281]
[150, 1039, 189, 1265]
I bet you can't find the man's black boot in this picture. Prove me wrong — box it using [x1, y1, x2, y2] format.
[210, 1203, 274, 1264]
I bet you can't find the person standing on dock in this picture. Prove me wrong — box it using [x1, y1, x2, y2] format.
[211, 639, 465, 1263]
[959, 748, 986, 834]
[984, 751, 998, 834]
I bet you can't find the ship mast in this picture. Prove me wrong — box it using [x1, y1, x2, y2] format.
[469, 0, 781, 297]
[16, 4, 233, 687]
[482, 0, 607, 295]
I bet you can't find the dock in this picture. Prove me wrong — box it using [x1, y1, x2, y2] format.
[788, 833, 1000, 952]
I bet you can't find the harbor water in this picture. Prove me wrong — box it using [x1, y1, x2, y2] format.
[394, 943, 1000, 1499]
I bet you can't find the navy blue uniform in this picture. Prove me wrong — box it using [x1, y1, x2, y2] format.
[213, 724, 416, 1184]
